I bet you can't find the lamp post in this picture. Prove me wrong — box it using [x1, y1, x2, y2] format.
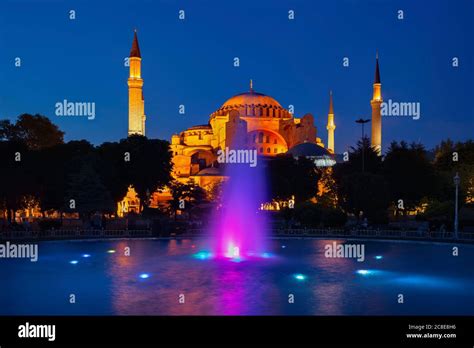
[355, 118, 371, 172]
[454, 172, 460, 240]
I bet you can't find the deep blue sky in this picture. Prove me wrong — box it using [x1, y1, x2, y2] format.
[0, 0, 472, 153]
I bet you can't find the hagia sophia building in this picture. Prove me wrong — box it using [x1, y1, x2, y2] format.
[118, 31, 383, 215]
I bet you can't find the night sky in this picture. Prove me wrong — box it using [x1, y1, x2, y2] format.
[0, 0, 472, 153]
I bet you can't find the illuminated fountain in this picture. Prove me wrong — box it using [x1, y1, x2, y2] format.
[209, 137, 268, 260]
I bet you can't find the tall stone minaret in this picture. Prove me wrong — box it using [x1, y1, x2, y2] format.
[128, 30, 146, 136]
[326, 90, 336, 154]
[370, 52, 382, 155]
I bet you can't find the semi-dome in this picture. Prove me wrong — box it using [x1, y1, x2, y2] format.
[211, 85, 292, 119]
[287, 142, 336, 167]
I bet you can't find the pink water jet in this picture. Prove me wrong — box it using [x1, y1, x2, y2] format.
[210, 139, 268, 259]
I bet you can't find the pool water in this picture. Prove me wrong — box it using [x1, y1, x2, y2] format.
[0, 239, 473, 315]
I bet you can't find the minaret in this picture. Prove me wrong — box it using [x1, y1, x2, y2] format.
[370, 52, 382, 155]
[326, 90, 336, 154]
[128, 30, 146, 136]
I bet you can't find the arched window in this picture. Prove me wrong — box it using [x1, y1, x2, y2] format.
[258, 132, 264, 143]
[274, 148, 277, 153]
[267, 147, 271, 153]
[260, 147, 264, 153]
[274, 138, 277, 144]
[253, 134, 257, 143]
[266, 135, 270, 143]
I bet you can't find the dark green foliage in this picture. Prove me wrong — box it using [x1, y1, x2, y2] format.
[0, 114, 64, 149]
[382, 141, 436, 211]
[283, 202, 347, 228]
[0, 115, 173, 223]
[167, 179, 208, 220]
[267, 154, 320, 203]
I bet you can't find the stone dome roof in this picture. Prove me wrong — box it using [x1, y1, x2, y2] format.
[287, 142, 332, 157]
[212, 89, 292, 118]
[222, 91, 282, 109]
[287, 142, 336, 167]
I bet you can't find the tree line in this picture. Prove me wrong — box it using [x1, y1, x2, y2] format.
[1, 114, 473, 229]
[0, 114, 172, 223]
[268, 137, 474, 229]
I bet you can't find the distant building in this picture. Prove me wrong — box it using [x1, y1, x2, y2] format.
[120, 31, 383, 215]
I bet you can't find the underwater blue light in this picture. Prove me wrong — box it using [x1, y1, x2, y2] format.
[294, 273, 306, 281]
[82, 254, 91, 258]
[375, 255, 383, 260]
[356, 269, 371, 275]
[107, 249, 116, 254]
[139, 273, 150, 279]
[393, 275, 457, 289]
[194, 251, 212, 260]
[282, 245, 286, 249]
[69, 260, 79, 265]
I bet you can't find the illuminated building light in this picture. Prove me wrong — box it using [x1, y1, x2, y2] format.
[107, 249, 116, 254]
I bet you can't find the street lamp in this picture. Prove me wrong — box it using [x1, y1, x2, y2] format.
[453, 172, 460, 240]
[355, 118, 371, 172]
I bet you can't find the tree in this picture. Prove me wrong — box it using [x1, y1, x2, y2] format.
[434, 140, 474, 204]
[333, 138, 389, 223]
[292, 202, 347, 228]
[382, 141, 436, 214]
[168, 180, 207, 220]
[119, 135, 173, 211]
[0, 140, 33, 223]
[35, 141, 96, 215]
[317, 168, 338, 208]
[0, 115, 65, 223]
[96, 141, 130, 203]
[0, 120, 17, 141]
[267, 154, 320, 204]
[0, 114, 64, 149]
[338, 172, 390, 224]
[338, 137, 382, 176]
[65, 163, 115, 220]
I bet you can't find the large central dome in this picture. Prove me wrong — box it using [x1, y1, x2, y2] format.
[211, 88, 292, 119]
[222, 91, 282, 109]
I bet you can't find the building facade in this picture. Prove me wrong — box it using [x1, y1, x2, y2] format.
[170, 80, 327, 184]
[121, 31, 384, 215]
